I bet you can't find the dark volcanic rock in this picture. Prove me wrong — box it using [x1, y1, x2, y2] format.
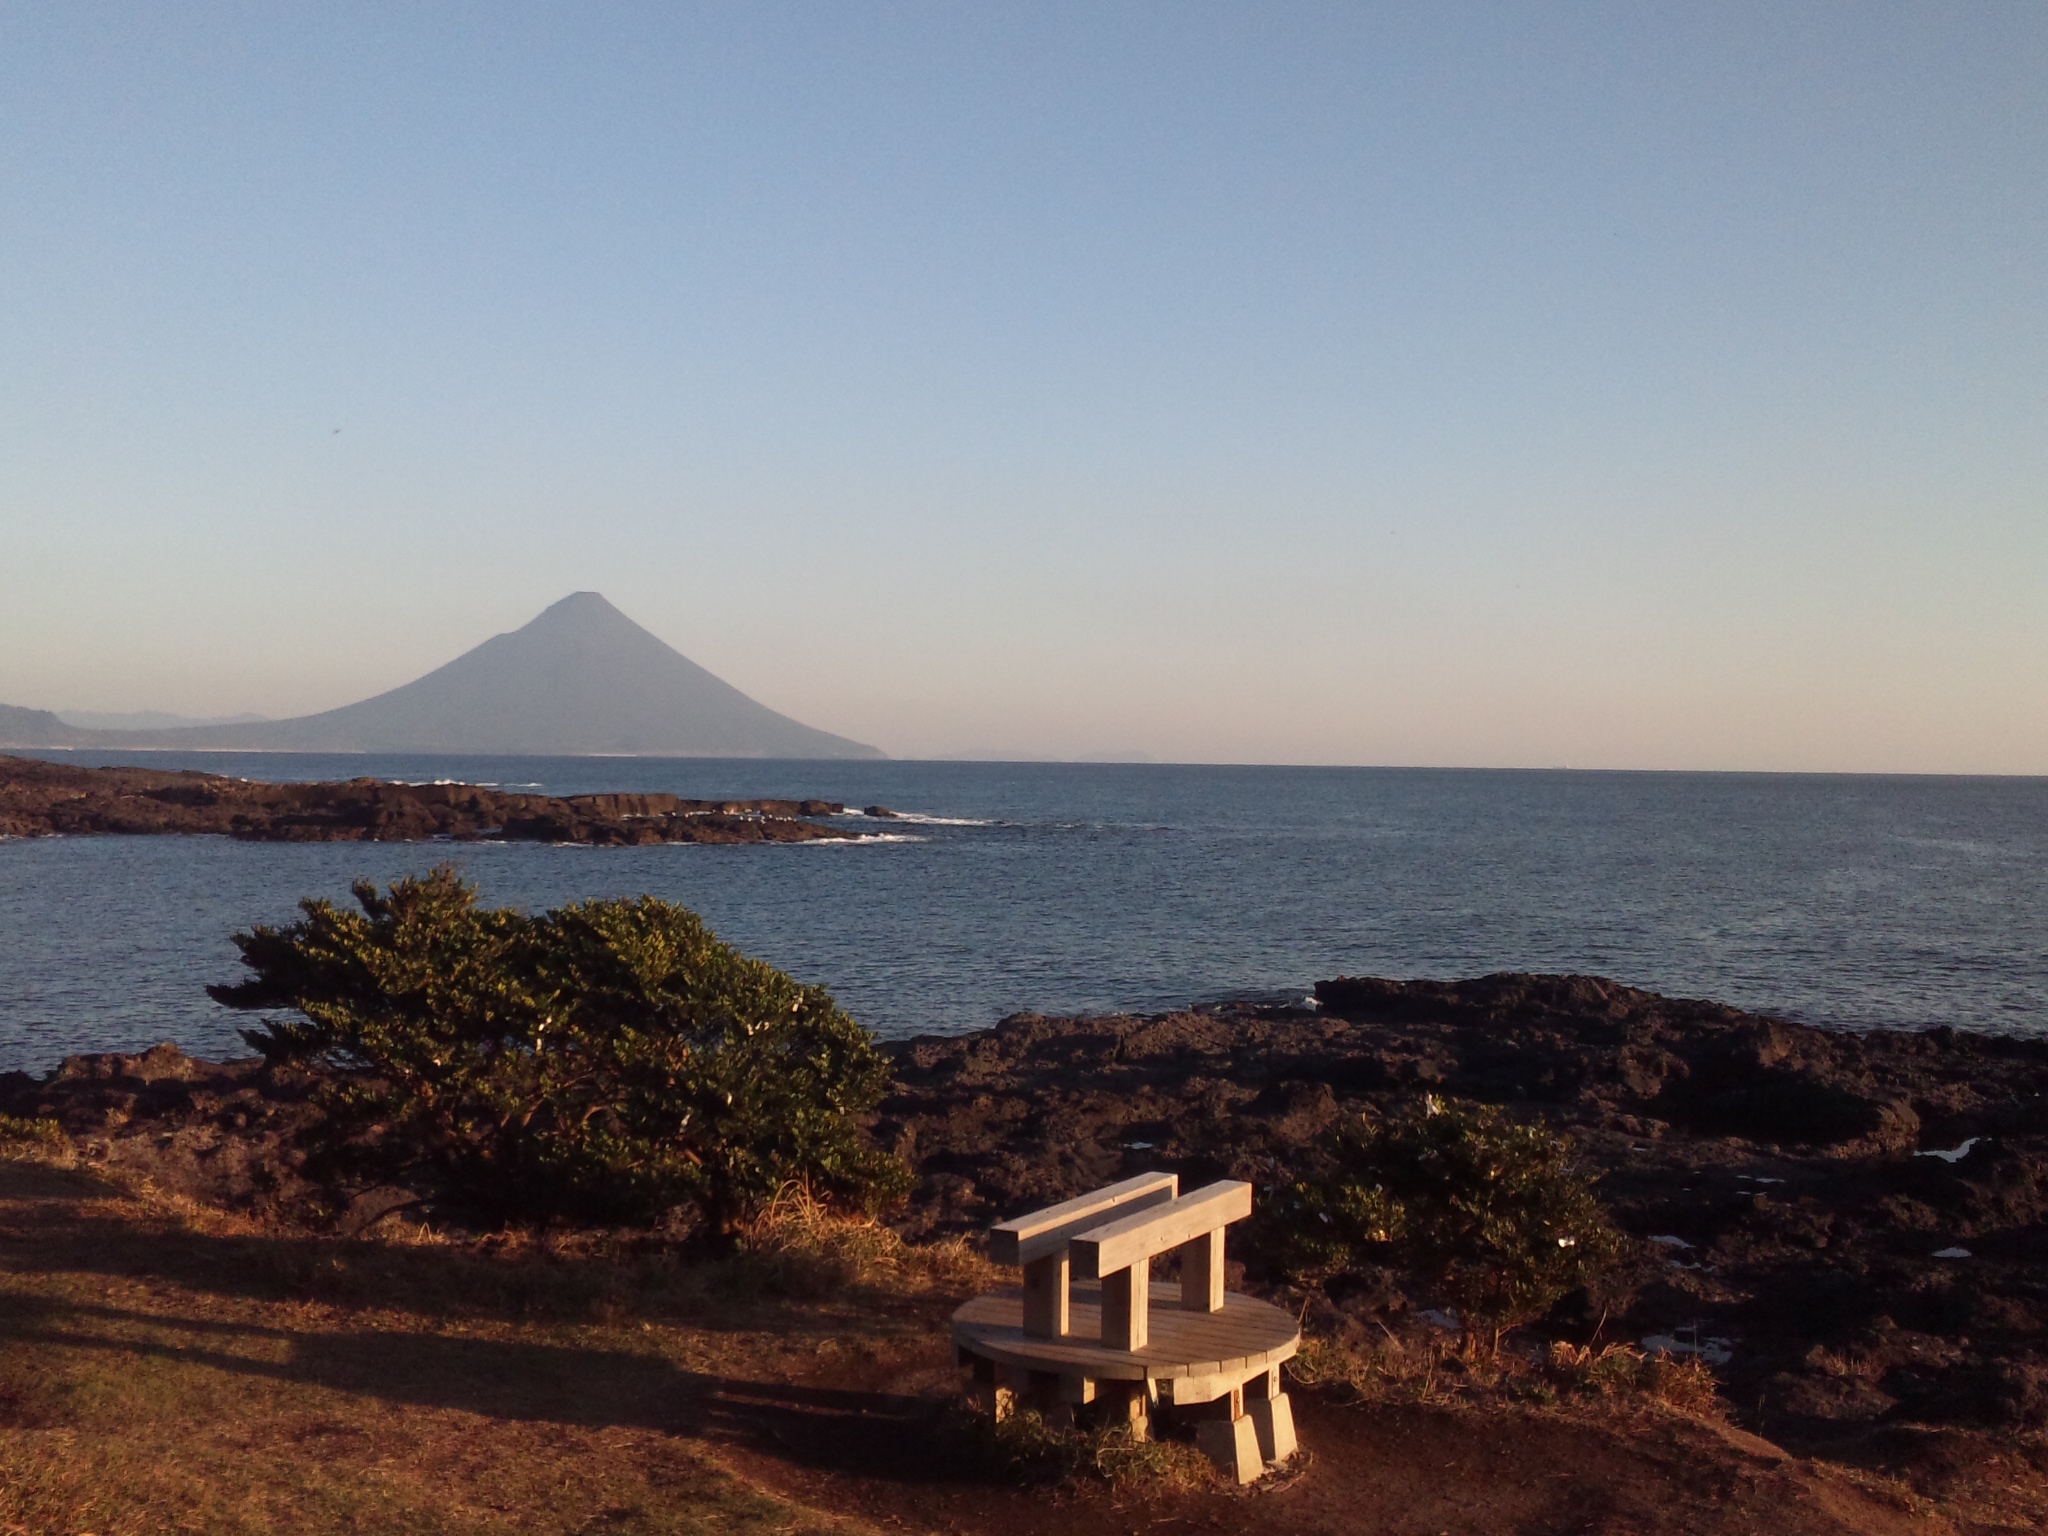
[0, 755, 853, 844]
[874, 974, 2048, 1450]
[3, 1043, 329, 1218]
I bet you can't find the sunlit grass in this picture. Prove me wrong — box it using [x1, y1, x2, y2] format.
[0, 1154, 918, 1536]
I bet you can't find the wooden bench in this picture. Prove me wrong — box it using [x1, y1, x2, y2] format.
[954, 1174, 1300, 1484]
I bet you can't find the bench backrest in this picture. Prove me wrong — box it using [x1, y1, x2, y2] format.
[988, 1172, 1179, 1268]
[984, 1174, 1255, 1351]
[1069, 1180, 1253, 1280]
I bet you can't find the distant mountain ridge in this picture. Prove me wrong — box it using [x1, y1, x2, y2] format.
[0, 593, 882, 759]
[0, 704, 87, 749]
[55, 709, 270, 731]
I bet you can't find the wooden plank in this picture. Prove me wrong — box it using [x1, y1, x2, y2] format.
[954, 1333, 1150, 1378]
[1021, 1252, 1068, 1338]
[1180, 1228, 1225, 1312]
[952, 1282, 1300, 1383]
[1169, 1319, 1275, 1350]
[966, 1294, 1294, 1353]
[1101, 1257, 1150, 1351]
[1070, 1182, 1252, 1278]
[957, 1325, 1295, 1383]
[955, 1333, 1139, 1371]
[988, 1173, 1179, 1266]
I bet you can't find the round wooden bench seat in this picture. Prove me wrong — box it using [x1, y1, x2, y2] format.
[952, 1277, 1299, 1402]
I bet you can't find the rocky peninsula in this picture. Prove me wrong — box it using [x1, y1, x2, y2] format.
[0, 754, 868, 844]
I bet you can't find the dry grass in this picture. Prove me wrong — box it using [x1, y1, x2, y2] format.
[0, 1115, 64, 1154]
[1288, 1322, 1724, 1419]
[0, 1149, 998, 1536]
[1545, 1341, 1722, 1416]
[728, 1181, 1000, 1300]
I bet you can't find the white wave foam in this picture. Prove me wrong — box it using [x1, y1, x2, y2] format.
[866, 812, 994, 826]
[808, 832, 928, 845]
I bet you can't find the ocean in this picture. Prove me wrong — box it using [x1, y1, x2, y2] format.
[2, 753, 2044, 1073]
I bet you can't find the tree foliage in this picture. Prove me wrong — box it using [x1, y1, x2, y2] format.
[210, 867, 908, 1229]
[1274, 1096, 1621, 1345]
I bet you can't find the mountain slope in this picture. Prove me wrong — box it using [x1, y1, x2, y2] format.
[1, 594, 882, 758]
[0, 704, 87, 748]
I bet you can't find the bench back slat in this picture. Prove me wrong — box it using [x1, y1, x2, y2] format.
[988, 1172, 1180, 1267]
[1070, 1180, 1252, 1279]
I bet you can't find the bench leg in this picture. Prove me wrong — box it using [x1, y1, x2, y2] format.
[966, 1356, 1014, 1422]
[1196, 1412, 1262, 1485]
[1021, 1251, 1069, 1338]
[1100, 1257, 1150, 1351]
[1247, 1393, 1296, 1464]
[1178, 1227, 1225, 1312]
[1024, 1370, 1073, 1425]
[1103, 1379, 1150, 1442]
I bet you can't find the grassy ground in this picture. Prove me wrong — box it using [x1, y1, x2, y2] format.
[0, 1154, 979, 1536]
[7, 1146, 2042, 1536]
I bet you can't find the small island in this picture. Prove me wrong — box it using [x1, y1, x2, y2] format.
[0, 754, 871, 845]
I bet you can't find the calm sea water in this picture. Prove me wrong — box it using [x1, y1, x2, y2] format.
[2, 752, 2044, 1073]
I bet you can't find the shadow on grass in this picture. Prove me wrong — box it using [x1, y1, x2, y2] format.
[0, 1165, 994, 1489]
[0, 1289, 982, 1486]
[0, 1175, 938, 1338]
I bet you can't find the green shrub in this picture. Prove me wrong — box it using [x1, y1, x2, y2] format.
[1274, 1095, 1620, 1348]
[210, 867, 909, 1230]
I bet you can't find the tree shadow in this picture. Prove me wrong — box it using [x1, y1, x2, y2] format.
[0, 1167, 1002, 1489]
[0, 1286, 984, 1486]
[0, 1174, 942, 1340]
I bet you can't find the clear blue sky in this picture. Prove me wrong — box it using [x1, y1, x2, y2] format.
[3, 3, 2042, 769]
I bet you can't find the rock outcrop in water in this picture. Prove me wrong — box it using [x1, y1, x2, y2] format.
[0, 754, 856, 844]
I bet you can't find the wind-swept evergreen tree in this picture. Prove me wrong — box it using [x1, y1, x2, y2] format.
[212, 867, 907, 1230]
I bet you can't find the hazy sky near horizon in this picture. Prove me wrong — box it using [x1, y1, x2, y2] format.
[3, 4, 2044, 771]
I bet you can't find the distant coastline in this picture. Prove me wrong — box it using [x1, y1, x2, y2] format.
[0, 754, 878, 845]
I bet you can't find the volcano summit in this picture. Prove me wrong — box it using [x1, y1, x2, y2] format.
[0, 593, 882, 759]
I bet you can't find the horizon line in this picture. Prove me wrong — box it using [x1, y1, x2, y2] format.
[5, 745, 2043, 782]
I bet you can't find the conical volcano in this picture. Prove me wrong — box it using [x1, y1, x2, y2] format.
[13, 594, 882, 758]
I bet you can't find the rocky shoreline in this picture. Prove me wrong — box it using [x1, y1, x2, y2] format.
[0, 754, 875, 844]
[7, 972, 2046, 1472]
